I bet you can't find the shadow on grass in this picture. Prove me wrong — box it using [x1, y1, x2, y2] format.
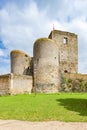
[56, 98, 87, 116]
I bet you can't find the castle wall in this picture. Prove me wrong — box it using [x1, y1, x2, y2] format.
[0, 74, 10, 95]
[0, 74, 32, 95]
[49, 30, 78, 74]
[33, 38, 60, 93]
[63, 73, 87, 80]
[10, 74, 32, 95]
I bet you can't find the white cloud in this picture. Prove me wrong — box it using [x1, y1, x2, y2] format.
[0, 0, 87, 74]
[0, 49, 4, 56]
[0, 1, 53, 55]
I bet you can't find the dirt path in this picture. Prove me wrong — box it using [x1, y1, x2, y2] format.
[0, 120, 87, 130]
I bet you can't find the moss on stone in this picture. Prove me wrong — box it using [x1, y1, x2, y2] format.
[11, 50, 30, 57]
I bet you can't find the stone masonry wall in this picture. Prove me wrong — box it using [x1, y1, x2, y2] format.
[0, 74, 32, 95]
[11, 50, 31, 75]
[49, 30, 78, 74]
[33, 38, 60, 93]
[10, 74, 32, 95]
[63, 73, 87, 80]
[0, 74, 10, 95]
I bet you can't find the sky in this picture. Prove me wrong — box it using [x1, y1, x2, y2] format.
[0, 0, 87, 74]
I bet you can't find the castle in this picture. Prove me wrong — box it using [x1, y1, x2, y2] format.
[0, 29, 87, 95]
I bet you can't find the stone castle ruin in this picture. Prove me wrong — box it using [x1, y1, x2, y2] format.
[0, 29, 87, 95]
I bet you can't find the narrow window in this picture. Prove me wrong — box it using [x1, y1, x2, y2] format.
[64, 70, 68, 73]
[63, 37, 68, 44]
[28, 67, 30, 70]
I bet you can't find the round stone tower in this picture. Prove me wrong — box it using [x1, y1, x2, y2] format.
[33, 38, 60, 93]
[10, 50, 31, 75]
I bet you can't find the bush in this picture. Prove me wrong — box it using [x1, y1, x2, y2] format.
[61, 78, 87, 92]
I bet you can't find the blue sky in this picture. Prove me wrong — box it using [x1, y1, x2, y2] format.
[0, 0, 87, 74]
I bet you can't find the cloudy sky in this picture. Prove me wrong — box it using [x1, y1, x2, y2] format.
[0, 0, 87, 74]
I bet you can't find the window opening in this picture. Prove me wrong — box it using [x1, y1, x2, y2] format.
[64, 70, 68, 73]
[63, 37, 68, 44]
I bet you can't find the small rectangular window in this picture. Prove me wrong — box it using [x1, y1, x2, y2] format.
[63, 37, 68, 44]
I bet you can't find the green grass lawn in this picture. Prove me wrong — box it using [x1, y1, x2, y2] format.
[0, 93, 87, 122]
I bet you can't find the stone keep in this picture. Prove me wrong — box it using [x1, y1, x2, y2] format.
[49, 30, 78, 74]
[33, 38, 60, 93]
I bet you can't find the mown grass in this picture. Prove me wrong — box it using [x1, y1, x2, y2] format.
[0, 93, 87, 122]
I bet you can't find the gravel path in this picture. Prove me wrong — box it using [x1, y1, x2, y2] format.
[0, 120, 87, 130]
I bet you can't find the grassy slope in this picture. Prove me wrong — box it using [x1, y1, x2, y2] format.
[0, 93, 87, 122]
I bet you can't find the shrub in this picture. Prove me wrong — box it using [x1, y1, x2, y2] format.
[61, 78, 87, 92]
